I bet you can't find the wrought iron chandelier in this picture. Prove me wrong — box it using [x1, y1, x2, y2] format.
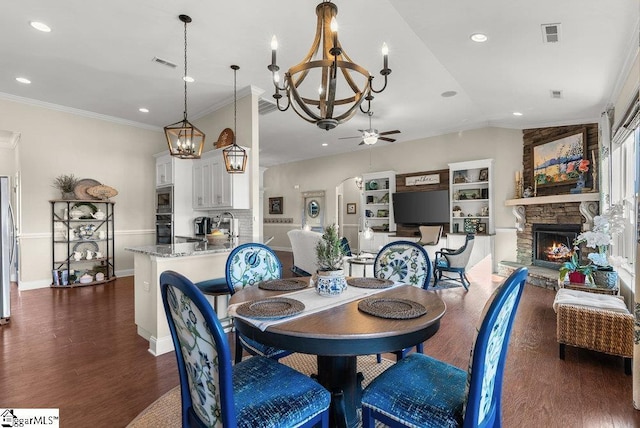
[268, 1, 391, 131]
[223, 65, 248, 173]
[164, 14, 205, 159]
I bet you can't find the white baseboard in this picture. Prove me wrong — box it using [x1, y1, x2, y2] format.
[149, 335, 175, 356]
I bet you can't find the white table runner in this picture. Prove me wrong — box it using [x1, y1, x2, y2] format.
[228, 282, 401, 331]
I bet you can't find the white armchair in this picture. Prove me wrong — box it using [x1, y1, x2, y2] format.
[287, 229, 323, 276]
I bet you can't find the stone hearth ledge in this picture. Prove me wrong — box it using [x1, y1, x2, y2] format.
[504, 193, 599, 232]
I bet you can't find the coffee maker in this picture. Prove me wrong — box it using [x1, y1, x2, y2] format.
[194, 217, 212, 236]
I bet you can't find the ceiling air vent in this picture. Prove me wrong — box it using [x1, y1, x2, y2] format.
[550, 90, 563, 99]
[541, 23, 561, 43]
[259, 98, 277, 115]
[152, 56, 177, 68]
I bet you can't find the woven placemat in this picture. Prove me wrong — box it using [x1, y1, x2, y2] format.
[236, 297, 305, 319]
[358, 297, 427, 319]
[258, 278, 308, 291]
[347, 277, 394, 289]
[74, 178, 101, 200]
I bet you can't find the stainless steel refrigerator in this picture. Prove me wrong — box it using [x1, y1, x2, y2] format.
[1, 176, 17, 324]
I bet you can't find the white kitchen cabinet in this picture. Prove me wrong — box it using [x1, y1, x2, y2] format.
[192, 148, 250, 210]
[155, 153, 173, 187]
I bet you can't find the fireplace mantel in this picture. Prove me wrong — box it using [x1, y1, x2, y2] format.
[504, 193, 600, 232]
[505, 193, 599, 206]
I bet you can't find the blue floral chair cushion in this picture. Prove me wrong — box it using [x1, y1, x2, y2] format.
[160, 270, 331, 428]
[361, 267, 528, 428]
[374, 240, 432, 288]
[226, 243, 282, 294]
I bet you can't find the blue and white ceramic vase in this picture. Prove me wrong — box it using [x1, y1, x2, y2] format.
[315, 269, 347, 297]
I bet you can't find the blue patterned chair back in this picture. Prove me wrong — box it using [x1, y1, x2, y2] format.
[373, 240, 432, 288]
[463, 267, 527, 427]
[225, 243, 282, 294]
[160, 270, 236, 428]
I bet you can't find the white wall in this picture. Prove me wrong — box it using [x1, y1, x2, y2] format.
[264, 127, 523, 261]
[0, 98, 164, 288]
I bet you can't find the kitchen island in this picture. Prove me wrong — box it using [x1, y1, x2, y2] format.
[126, 238, 267, 356]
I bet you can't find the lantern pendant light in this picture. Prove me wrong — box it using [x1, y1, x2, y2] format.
[223, 65, 248, 173]
[164, 14, 205, 159]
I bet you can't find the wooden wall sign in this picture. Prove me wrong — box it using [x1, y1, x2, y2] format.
[406, 174, 440, 186]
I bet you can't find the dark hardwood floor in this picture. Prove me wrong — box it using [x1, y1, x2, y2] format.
[1, 251, 638, 427]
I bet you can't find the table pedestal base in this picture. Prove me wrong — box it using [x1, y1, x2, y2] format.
[317, 355, 363, 428]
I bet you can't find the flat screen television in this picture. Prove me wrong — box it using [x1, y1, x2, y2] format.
[393, 190, 450, 224]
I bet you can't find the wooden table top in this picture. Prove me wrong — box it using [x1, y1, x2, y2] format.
[229, 282, 446, 356]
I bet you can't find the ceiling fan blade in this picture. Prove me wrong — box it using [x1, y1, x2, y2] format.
[338, 136, 362, 140]
[358, 141, 365, 146]
[378, 137, 396, 143]
[379, 130, 401, 136]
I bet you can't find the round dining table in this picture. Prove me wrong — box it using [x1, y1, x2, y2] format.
[229, 281, 446, 428]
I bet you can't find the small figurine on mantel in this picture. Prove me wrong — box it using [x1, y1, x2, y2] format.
[523, 187, 534, 198]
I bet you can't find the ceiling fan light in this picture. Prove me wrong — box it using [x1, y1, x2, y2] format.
[363, 135, 378, 145]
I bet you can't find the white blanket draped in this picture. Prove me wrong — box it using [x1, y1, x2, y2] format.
[553, 288, 629, 314]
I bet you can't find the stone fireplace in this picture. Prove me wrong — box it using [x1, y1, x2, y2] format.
[532, 223, 581, 269]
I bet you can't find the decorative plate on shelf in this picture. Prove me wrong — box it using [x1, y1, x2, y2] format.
[74, 179, 101, 200]
[72, 202, 97, 219]
[368, 180, 378, 190]
[72, 240, 99, 254]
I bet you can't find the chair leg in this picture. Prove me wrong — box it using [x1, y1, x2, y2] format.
[416, 343, 424, 354]
[432, 270, 440, 286]
[559, 343, 565, 360]
[376, 353, 382, 363]
[361, 407, 375, 428]
[460, 272, 469, 290]
[235, 334, 244, 364]
[625, 357, 632, 375]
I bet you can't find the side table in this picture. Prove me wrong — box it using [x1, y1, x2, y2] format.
[347, 257, 375, 277]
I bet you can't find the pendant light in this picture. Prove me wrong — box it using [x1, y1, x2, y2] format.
[164, 14, 205, 159]
[223, 65, 248, 173]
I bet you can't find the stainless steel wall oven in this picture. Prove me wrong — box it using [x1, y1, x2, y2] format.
[155, 187, 174, 244]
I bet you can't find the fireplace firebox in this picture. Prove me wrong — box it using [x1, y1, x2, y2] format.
[532, 223, 582, 269]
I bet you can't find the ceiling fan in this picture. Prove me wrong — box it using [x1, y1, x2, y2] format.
[339, 111, 401, 145]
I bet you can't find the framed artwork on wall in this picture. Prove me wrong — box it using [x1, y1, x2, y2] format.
[532, 128, 588, 188]
[269, 197, 283, 215]
[346, 203, 356, 214]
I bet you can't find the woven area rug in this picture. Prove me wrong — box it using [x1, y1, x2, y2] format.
[429, 278, 464, 290]
[127, 354, 393, 427]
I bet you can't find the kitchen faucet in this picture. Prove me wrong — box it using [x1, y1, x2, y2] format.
[215, 211, 235, 228]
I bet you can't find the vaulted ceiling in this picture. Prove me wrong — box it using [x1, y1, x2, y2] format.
[1, 1, 637, 165]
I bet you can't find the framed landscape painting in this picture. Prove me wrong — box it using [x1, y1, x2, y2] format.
[532, 128, 588, 188]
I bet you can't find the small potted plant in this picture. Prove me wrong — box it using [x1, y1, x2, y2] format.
[53, 174, 78, 200]
[559, 252, 594, 284]
[315, 224, 347, 296]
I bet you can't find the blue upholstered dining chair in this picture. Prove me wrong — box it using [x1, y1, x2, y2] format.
[361, 267, 528, 428]
[433, 233, 475, 290]
[374, 240, 432, 361]
[160, 270, 331, 428]
[226, 242, 292, 363]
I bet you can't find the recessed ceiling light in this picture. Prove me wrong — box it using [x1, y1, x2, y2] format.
[322, 143, 328, 147]
[441, 90, 457, 98]
[29, 21, 51, 32]
[513, 112, 523, 116]
[470, 33, 488, 43]
[139, 108, 149, 113]
[183, 76, 194, 83]
[16, 77, 31, 84]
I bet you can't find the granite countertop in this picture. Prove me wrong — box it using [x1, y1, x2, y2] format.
[125, 236, 274, 258]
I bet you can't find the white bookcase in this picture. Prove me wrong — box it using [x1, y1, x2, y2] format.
[358, 170, 395, 253]
[448, 159, 494, 235]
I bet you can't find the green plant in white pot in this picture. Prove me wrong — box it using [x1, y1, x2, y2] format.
[315, 224, 347, 296]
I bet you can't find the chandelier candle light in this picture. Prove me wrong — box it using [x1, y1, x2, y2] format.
[268, 1, 391, 131]
[164, 15, 205, 159]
